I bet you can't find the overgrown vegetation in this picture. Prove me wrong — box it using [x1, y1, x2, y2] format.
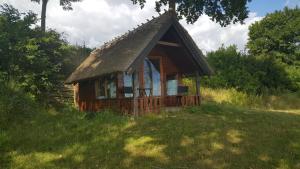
[0, 4, 90, 100]
[248, 7, 300, 91]
[202, 7, 300, 94]
[201, 45, 296, 94]
[201, 87, 300, 110]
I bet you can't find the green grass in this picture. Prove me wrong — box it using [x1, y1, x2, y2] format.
[201, 87, 300, 110]
[1, 102, 300, 169]
[1, 84, 300, 169]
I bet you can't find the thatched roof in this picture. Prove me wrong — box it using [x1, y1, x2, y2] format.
[66, 12, 213, 84]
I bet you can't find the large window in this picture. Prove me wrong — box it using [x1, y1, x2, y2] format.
[95, 75, 116, 99]
[144, 58, 161, 96]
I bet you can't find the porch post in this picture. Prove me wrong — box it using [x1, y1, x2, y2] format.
[195, 71, 200, 96]
[73, 83, 79, 109]
[116, 72, 124, 99]
[133, 71, 139, 116]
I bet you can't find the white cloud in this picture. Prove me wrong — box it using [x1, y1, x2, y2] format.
[285, 0, 300, 7]
[1, 0, 262, 53]
[181, 13, 262, 53]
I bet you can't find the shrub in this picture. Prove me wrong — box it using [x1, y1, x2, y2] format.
[0, 81, 38, 128]
[202, 45, 295, 95]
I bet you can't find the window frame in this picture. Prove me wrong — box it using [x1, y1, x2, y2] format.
[95, 75, 117, 99]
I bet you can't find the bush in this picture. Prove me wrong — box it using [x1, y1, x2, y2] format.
[202, 45, 295, 94]
[0, 4, 86, 100]
[0, 81, 38, 128]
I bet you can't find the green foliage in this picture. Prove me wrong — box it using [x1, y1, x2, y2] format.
[248, 7, 300, 62]
[247, 7, 300, 90]
[0, 81, 38, 129]
[131, 0, 251, 26]
[62, 45, 92, 76]
[202, 45, 294, 94]
[0, 4, 82, 99]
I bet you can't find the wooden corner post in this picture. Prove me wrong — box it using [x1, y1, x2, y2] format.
[133, 71, 139, 116]
[195, 71, 201, 104]
[73, 83, 79, 109]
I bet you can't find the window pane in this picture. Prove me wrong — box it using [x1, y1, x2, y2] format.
[149, 59, 161, 96]
[167, 75, 178, 96]
[96, 76, 116, 99]
[109, 80, 116, 98]
[144, 58, 161, 96]
[123, 73, 133, 97]
[98, 79, 106, 99]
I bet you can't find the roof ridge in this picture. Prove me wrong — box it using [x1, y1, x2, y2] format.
[91, 11, 172, 55]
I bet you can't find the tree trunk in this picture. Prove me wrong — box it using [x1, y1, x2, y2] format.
[169, 0, 176, 11]
[41, 0, 48, 32]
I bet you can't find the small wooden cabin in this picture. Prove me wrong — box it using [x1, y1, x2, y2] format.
[65, 11, 213, 115]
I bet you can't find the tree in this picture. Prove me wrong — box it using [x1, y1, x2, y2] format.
[202, 45, 293, 94]
[131, 0, 251, 26]
[247, 7, 300, 91]
[248, 7, 300, 64]
[0, 4, 73, 99]
[30, 0, 82, 31]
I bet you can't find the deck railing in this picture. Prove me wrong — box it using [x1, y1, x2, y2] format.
[164, 95, 201, 107]
[137, 96, 162, 114]
[78, 95, 200, 115]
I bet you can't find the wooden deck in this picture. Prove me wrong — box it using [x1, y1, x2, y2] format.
[78, 95, 200, 115]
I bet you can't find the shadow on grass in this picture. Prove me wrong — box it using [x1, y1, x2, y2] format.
[2, 102, 300, 169]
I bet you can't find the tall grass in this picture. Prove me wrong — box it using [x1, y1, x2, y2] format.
[182, 78, 300, 110]
[201, 87, 300, 110]
[0, 81, 38, 128]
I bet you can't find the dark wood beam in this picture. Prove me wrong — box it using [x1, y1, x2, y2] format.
[157, 41, 181, 47]
[195, 71, 200, 97]
[132, 71, 139, 116]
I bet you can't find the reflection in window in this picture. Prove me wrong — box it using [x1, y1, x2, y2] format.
[95, 75, 116, 99]
[167, 75, 178, 96]
[123, 73, 133, 98]
[123, 72, 140, 98]
[144, 58, 161, 96]
[108, 80, 116, 98]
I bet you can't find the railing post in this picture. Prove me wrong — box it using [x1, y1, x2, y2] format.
[195, 71, 201, 103]
[133, 71, 139, 116]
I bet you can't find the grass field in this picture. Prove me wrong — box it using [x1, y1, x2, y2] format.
[1, 100, 300, 169]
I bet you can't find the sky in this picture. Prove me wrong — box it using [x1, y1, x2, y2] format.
[0, 0, 299, 53]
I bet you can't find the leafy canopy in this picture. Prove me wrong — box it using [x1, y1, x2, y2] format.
[203, 45, 293, 94]
[0, 4, 74, 99]
[248, 7, 300, 64]
[131, 0, 251, 26]
[247, 7, 300, 91]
